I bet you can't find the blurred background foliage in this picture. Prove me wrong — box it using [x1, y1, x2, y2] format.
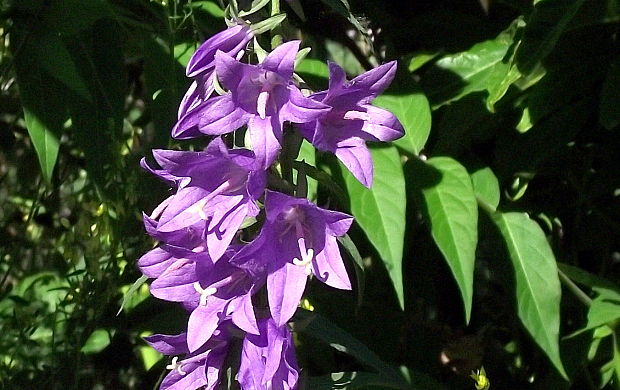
[0, 0, 619, 389]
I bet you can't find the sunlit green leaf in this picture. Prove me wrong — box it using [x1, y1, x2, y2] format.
[22, 108, 60, 184]
[81, 329, 113, 354]
[295, 139, 318, 201]
[296, 58, 329, 89]
[374, 76, 431, 155]
[118, 275, 149, 315]
[492, 212, 567, 378]
[410, 157, 478, 322]
[341, 146, 406, 309]
[174, 42, 198, 67]
[422, 31, 513, 108]
[585, 297, 620, 331]
[470, 167, 500, 210]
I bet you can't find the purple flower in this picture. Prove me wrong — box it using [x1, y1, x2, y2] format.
[185, 250, 265, 352]
[145, 326, 231, 390]
[140, 244, 264, 352]
[298, 61, 404, 187]
[143, 137, 265, 261]
[238, 317, 299, 390]
[232, 190, 353, 326]
[178, 24, 253, 120]
[173, 40, 330, 169]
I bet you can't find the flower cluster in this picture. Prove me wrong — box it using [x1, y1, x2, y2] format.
[139, 22, 403, 390]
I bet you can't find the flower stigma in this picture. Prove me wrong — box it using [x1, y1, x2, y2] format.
[166, 356, 187, 376]
[343, 110, 370, 121]
[193, 282, 218, 306]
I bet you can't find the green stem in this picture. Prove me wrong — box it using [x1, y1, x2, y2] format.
[475, 195, 496, 215]
[558, 268, 593, 307]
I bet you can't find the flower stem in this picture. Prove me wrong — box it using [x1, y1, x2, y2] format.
[270, 0, 282, 48]
[558, 268, 593, 307]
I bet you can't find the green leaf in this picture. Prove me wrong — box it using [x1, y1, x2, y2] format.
[117, 274, 149, 315]
[325, 39, 365, 76]
[138, 345, 162, 371]
[11, 27, 68, 184]
[585, 297, 620, 331]
[80, 329, 113, 354]
[410, 157, 478, 322]
[558, 263, 620, 297]
[515, 0, 587, 73]
[373, 76, 431, 155]
[599, 56, 620, 130]
[337, 234, 365, 307]
[191, 0, 224, 18]
[492, 212, 567, 378]
[295, 310, 407, 387]
[22, 108, 60, 184]
[38, 34, 92, 102]
[174, 42, 198, 68]
[470, 167, 500, 210]
[68, 17, 127, 198]
[341, 146, 406, 309]
[422, 30, 514, 108]
[296, 58, 329, 90]
[295, 139, 318, 201]
[407, 52, 440, 72]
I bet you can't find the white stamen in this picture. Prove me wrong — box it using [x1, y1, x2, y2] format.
[343, 110, 370, 121]
[189, 179, 236, 220]
[190, 199, 208, 220]
[166, 356, 187, 376]
[193, 282, 218, 306]
[292, 237, 314, 275]
[257, 90, 269, 119]
[192, 245, 206, 253]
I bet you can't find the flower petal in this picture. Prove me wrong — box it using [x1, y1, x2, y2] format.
[160, 362, 208, 390]
[239, 335, 265, 389]
[215, 50, 254, 91]
[261, 40, 300, 79]
[360, 104, 405, 142]
[172, 95, 250, 139]
[313, 235, 351, 290]
[187, 24, 251, 77]
[157, 187, 209, 233]
[334, 140, 374, 188]
[349, 60, 397, 103]
[267, 262, 308, 326]
[327, 61, 347, 90]
[323, 210, 354, 237]
[144, 332, 188, 355]
[150, 259, 198, 303]
[206, 198, 248, 261]
[187, 298, 228, 352]
[248, 115, 282, 169]
[138, 247, 177, 278]
[230, 292, 259, 335]
[281, 85, 330, 124]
